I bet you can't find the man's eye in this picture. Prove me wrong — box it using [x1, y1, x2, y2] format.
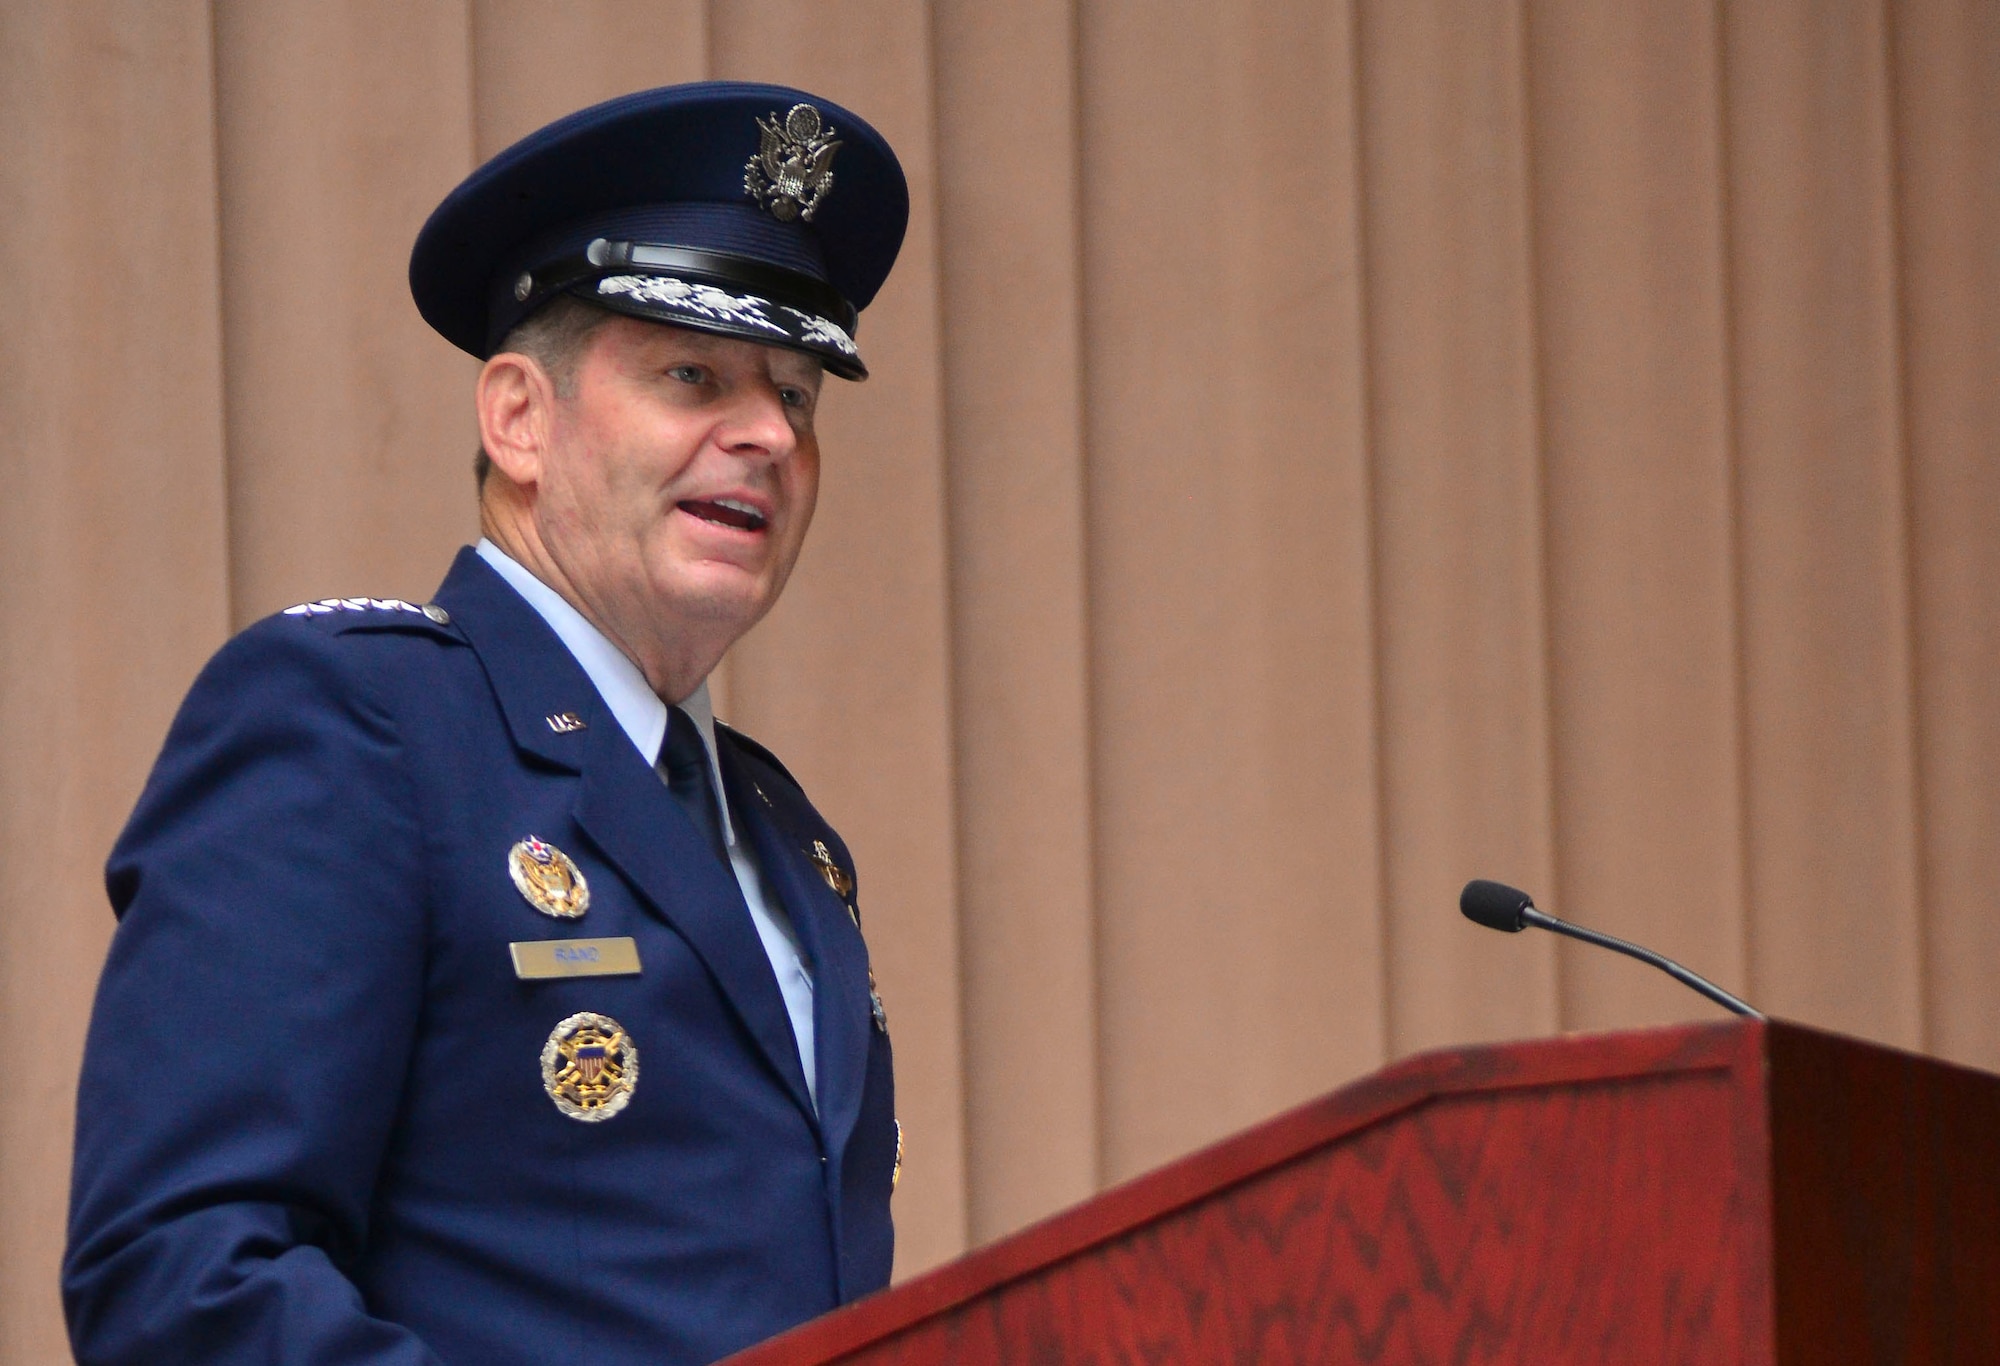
[779, 386, 811, 409]
[668, 365, 707, 384]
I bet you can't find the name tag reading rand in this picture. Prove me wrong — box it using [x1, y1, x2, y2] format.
[510, 937, 643, 980]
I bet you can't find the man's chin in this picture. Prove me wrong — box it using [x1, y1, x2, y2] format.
[653, 568, 775, 628]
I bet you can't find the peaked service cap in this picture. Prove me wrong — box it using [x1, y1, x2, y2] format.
[409, 81, 908, 380]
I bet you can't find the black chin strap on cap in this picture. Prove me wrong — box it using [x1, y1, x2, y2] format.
[597, 241, 855, 334]
[505, 240, 858, 336]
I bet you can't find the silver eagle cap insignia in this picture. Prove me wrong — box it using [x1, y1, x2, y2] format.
[744, 104, 841, 223]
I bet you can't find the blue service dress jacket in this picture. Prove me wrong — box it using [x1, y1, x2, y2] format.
[63, 547, 897, 1366]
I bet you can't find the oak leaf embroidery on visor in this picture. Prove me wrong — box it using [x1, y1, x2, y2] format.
[595, 275, 787, 336]
[780, 306, 858, 357]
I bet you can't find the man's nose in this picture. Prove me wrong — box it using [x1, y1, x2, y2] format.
[718, 382, 801, 460]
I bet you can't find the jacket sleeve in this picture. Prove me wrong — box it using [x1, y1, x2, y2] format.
[63, 620, 444, 1366]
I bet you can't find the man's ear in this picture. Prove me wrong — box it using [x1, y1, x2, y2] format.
[476, 352, 558, 489]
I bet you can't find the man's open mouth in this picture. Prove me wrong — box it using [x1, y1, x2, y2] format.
[678, 498, 768, 532]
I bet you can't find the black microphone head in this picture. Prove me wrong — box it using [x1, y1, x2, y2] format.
[1460, 879, 1535, 932]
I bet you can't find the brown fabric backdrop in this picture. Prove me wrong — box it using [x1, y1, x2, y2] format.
[4, 1, 1995, 1359]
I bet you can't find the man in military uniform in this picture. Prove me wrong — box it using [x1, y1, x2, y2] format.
[64, 82, 904, 1365]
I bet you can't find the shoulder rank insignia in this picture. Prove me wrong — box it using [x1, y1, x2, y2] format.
[282, 596, 448, 622]
[541, 1012, 637, 1121]
[510, 836, 590, 919]
[808, 839, 854, 900]
[744, 103, 840, 223]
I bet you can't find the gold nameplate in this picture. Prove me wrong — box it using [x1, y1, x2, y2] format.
[510, 937, 642, 980]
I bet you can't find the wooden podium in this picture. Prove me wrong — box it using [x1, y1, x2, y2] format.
[731, 1021, 1999, 1364]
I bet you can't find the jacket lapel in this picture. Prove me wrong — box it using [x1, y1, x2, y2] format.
[572, 721, 816, 1122]
[436, 548, 817, 1124]
[723, 747, 872, 1164]
[432, 547, 601, 771]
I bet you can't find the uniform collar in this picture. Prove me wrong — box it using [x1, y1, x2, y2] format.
[475, 538, 736, 845]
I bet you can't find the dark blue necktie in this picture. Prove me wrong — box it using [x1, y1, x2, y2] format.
[660, 707, 730, 868]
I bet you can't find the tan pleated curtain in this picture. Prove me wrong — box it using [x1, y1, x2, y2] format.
[4, 2, 1996, 1359]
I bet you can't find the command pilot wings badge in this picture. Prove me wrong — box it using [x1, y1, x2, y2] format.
[744, 104, 841, 222]
[510, 836, 590, 919]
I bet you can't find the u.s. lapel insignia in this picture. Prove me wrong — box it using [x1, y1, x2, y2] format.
[541, 1012, 637, 1121]
[808, 839, 854, 900]
[510, 836, 590, 919]
[544, 711, 586, 734]
[868, 967, 888, 1034]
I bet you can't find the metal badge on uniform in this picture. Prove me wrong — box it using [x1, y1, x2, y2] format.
[510, 937, 641, 980]
[510, 836, 590, 919]
[544, 711, 587, 734]
[541, 1012, 637, 1121]
[744, 104, 840, 222]
[868, 967, 888, 1034]
[808, 840, 853, 898]
[892, 1119, 904, 1193]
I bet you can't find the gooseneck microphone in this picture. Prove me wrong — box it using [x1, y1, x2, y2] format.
[1459, 879, 1764, 1019]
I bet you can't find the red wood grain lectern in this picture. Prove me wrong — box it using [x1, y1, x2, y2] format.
[730, 1020, 2000, 1365]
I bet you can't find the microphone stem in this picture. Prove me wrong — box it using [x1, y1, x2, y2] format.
[1522, 908, 1765, 1020]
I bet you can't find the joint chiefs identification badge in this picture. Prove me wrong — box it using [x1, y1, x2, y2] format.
[510, 836, 590, 919]
[541, 1012, 637, 1121]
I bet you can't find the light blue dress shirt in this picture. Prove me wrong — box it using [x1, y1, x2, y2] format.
[476, 539, 817, 1106]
